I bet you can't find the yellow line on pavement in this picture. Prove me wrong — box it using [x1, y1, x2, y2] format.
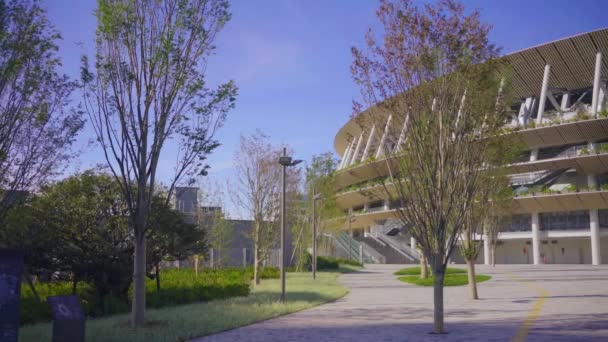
[508, 273, 549, 342]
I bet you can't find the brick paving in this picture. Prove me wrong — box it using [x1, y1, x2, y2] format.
[192, 264, 608, 341]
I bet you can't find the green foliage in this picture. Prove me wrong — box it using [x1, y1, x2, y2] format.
[574, 109, 591, 121]
[20, 267, 255, 324]
[398, 274, 491, 286]
[316, 256, 340, 270]
[598, 144, 608, 154]
[206, 210, 233, 267]
[20, 272, 348, 342]
[147, 196, 208, 271]
[292, 152, 343, 271]
[0, 0, 83, 223]
[144, 268, 250, 309]
[393, 267, 466, 276]
[4, 171, 209, 314]
[301, 254, 361, 271]
[243, 266, 280, 279]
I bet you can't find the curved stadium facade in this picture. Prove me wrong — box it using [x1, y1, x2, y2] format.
[333, 29, 608, 266]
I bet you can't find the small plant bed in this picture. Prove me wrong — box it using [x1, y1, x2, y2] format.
[398, 274, 491, 287]
[393, 266, 466, 276]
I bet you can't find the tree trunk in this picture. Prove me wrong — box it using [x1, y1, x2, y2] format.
[420, 254, 429, 279]
[24, 272, 40, 302]
[253, 246, 260, 285]
[132, 234, 146, 327]
[491, 245, 496, 267]
[72, 277, 78, 295]
[466, 258, 479, 299]
[432, 264, 445, 334]
[194, 254, 199, 277]
[155, 262, 161, 293]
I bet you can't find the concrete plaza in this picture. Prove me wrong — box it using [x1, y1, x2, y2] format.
[195, 264, 608, 341]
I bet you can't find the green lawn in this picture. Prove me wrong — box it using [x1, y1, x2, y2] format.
[393, 266, 466, 276]
[20, 271, 350, 342]
[398, 274, 491, 286]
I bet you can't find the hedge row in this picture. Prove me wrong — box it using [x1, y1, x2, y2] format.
[302, 254, 363, 271]
[20, 267, 279, 325]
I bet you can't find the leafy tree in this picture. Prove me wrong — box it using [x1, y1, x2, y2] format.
[207, 209, 233, 267]
[351, 0, 511, 333]
[297, 153, 343, 273]
[147, 195, 208, 291]
[2, 171, 133, 303]
[81, 0, 237, 326]
[0, 0, 83, 223]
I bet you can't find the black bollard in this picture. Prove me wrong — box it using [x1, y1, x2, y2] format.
[47, 295, 85, 342]
[0, 249, 24, 342]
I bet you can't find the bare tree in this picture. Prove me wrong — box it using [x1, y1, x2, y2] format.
[81, 0, 237, 326]
[351, 0, 512, 333]
[231, 131, 300, 285]
[0, 0, 83, 222]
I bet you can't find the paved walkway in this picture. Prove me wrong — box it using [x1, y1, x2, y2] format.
[194, 264, 608, 341]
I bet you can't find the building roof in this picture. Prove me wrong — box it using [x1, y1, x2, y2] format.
[335, 28, 608, 155]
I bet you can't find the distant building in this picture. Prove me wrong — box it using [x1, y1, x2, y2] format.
[172, 186, 293, 268]
[332, 29, 608, 265]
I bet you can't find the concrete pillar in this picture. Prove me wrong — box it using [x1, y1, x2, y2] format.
[344, 139, 357, 166]
[536, 64, 551, 125]
[532, 212, 541, 265]
[518, 97, 535, 126]
[590, 209, 601, 265]
[349, 133, 365, 166]
[359, 244, 363, 264]
[338, 141, 353, 169]
[395, 115, 410, 151]
[518, 101, 527, 126]
[561, 92, 570, 111]
[530, 149, 539, 162]
[243, 248, 247, 267]
[484, 234, 491, 265]
[410, 237, 416, 250]
[361, 125, 376, 161]
[383, 199, 390, 211]
[375, 114, 393, 158]
[210, 248, 214, 268]
[588, 143, 598, 189]
[599, 87, 606, 113]
[592, 52, 602, 117]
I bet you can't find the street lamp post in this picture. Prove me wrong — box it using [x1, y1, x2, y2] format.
[278, 148, 302, 302]
[312, 191, 321, 280]
[347, 211, 355, 261]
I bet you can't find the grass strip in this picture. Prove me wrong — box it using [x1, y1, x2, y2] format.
[20, 271, 350, 342]
[398, 274, 491, 287]
[393, 266, 467, 276]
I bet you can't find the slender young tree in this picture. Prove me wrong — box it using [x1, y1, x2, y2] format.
[81, 0, 237, 326]
[303, 153, 343, 269]
[351, 0, 511, 333]
[230, 131, 300, 285]
[0, 0, 83, 222]
[459, 166, 515, 299]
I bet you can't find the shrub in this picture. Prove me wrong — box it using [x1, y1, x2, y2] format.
[20, 267, 252, 324]
[245, 266, 279, 279]
[301, 254, 361, 271]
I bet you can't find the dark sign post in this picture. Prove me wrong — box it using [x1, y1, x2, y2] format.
[47, 295, 85, 342]
[0, 249, 24, 342]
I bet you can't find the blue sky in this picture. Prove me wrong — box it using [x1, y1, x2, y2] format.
[45, 0, 608, 215]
